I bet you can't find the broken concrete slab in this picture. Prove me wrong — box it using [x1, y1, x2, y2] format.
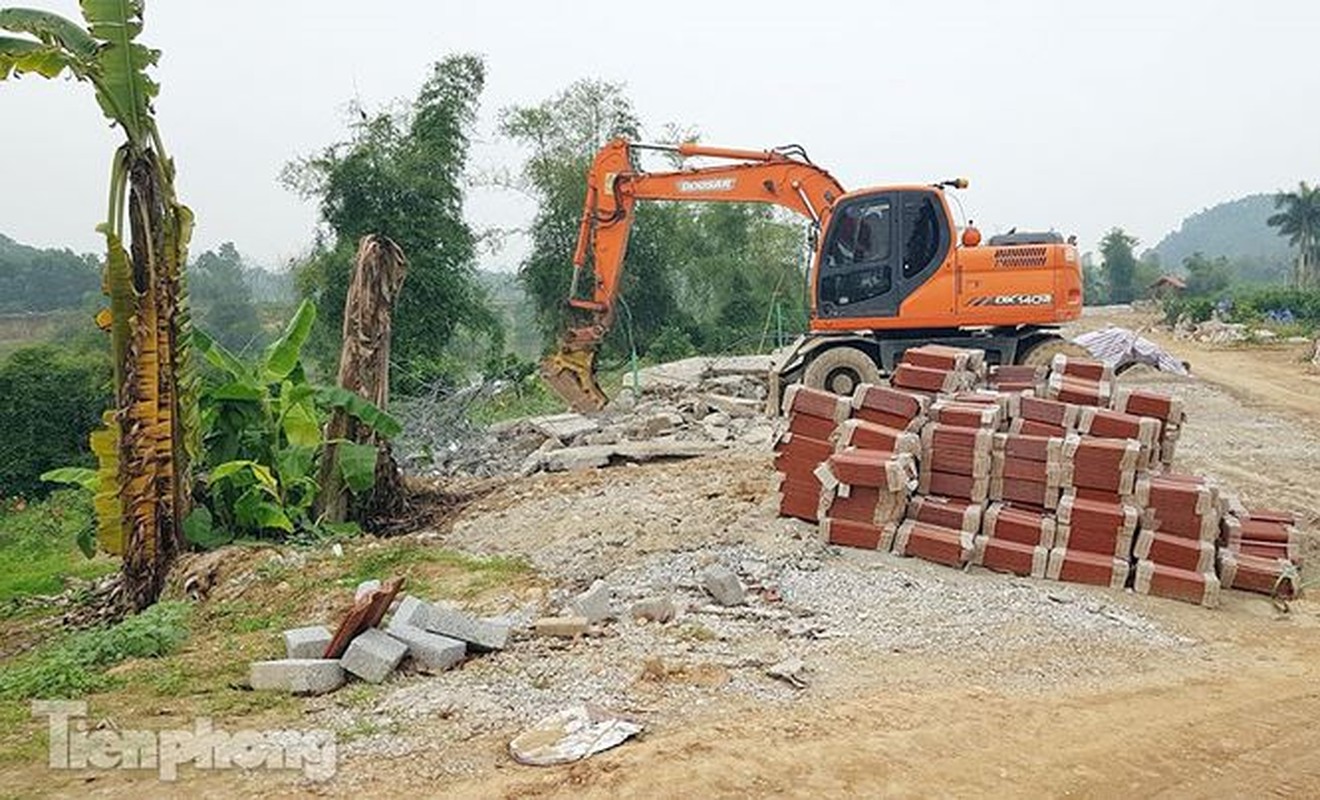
[527, 413, 600, 441]
[534, 616, 590, 638]
[701, 566, 746, 606]
[630, 596, 677, 624]
[341, 628, 408, 684]
[569, 580, 612, 623]
[385, 622, 466, 673]
[250, 659, 345, 695]
[428, 604, 510, 652]
[283, 625, 333, 659]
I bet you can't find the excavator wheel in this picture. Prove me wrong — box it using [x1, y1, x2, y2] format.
[803, 346, 882, 397]
[1019, 336, 1090, 368]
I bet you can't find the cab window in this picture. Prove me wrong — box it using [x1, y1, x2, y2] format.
[901, 192, 946, 279]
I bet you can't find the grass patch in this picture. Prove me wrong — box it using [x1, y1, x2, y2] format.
[342, 541, 531, 599]
[0, 491, 116, 604]
[0, 601, 191, 701]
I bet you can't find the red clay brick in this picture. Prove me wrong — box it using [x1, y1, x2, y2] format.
[834, 419, 920, 455]
[852, 383, 928, 420]
[1054, 522, 1134, 558]
[1133, 529, 1216, 573]
[1019, 395, 1078, 428]
[1050, 353, 1114, 383]
[1046, 548, 1130, 588]
[1218, 550, 1299, 598]
[787, 412, 844, 441]
[907, 495, 983, 533]
[893, 520, 974, 567]
[973, 536, 1048, 577]
[893, 363, 963, 394]
[1134, 560, 1219, 607]
[821, 517, 893, 550]
[782, 384, 851, 421]
[982, 502, 1056, 548]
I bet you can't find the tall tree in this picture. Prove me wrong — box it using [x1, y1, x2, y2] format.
[1, 2, 197, 610]
[1182, 252, 1231, 297]
[283, 54, 499, 388]
[1100, 228, 1140, 304]
[1267, 181, 1320, 288]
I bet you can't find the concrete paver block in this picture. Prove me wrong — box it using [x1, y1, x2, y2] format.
[283, 625, 333, 659]
[385, 623, 466, 673]
[250, 659, 344, 695]
[340, 628, 407, 684]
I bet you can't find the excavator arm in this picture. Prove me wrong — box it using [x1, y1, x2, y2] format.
[542, 138, 847, 411]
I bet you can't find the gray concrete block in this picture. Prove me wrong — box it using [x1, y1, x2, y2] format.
[250, 659, 344, 695]
[569, 580, 612, 623]
[428, 604, 510, 651]
[385, 623, 465, 673]
[392, 595, 436, 630]
[282, 625, 333, 659]
[701, 565, 746, 606]
[340, 628, 407, 683]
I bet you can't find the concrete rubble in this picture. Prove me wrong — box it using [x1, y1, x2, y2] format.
[405, 354, 778, 478]
[701, 565, 747, 606]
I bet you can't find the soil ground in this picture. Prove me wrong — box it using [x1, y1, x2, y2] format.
[6, 307, 1320, 798]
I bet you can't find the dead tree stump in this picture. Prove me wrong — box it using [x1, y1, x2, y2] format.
[317, 234, 407, 526]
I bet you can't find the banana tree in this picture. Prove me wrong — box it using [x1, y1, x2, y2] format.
[1, 2, 197, 610]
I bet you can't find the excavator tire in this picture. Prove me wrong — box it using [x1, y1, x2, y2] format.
[803, 345, 882, 397]
[1019, 336, 1090, 368]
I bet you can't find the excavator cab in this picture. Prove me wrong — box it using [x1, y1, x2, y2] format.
[815, 188, 952, 320]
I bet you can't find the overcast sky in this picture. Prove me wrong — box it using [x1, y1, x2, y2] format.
[2, 0, 1318, 271]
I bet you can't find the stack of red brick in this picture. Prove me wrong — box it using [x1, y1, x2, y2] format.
[891, 344, 985, 397]
[775, 385, 851, 522]
[1113, 388, 1185, 470]
[816, 448, 917, 550]
[973, 501, 1054, 578]
[1219, 508, 1301, 598]
[771, 345, 1306, 609]
[1130, 474, 1222, 606]
[988, 363, 1046, 394]
[1045, 353, 1115, 407]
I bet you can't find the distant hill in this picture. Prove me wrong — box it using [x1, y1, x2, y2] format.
[0, 233, 99, 313]
[1152, 194, 1292, 284]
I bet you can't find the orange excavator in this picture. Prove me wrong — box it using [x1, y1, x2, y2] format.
[541, 138, 1084, 412]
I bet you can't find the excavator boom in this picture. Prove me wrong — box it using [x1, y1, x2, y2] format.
[542, 138, 845, 411]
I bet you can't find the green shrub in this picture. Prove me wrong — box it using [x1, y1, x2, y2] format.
[0, 601, 191, 699]
[0, 344, 109, 499]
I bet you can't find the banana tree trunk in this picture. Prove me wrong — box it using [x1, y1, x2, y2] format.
[317, 234, 407, 525]
[114, 148, 191, 610]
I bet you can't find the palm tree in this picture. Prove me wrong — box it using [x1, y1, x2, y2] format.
[1, 2, 196, 610]
[1267, 181, 1320, 289]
